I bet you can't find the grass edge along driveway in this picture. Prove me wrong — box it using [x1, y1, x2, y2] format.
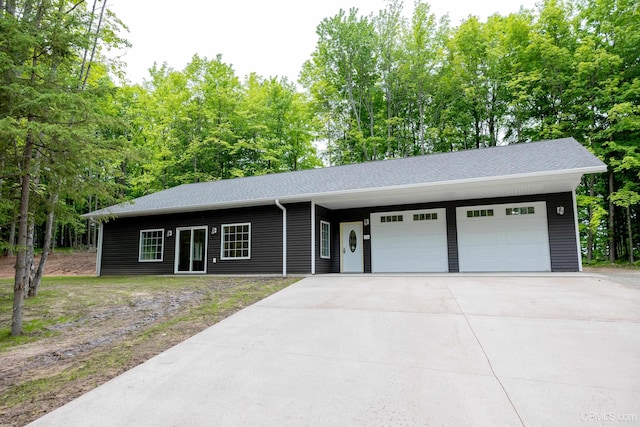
[0, 275, 298, 427]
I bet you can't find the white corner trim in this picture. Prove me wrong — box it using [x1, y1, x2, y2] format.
[311, 201, 316, 275]
[572, 190, 583, 272]
[96, 222, 103, 277]
[275, 199, 287, 277]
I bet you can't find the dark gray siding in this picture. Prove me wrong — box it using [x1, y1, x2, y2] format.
[100, 191, 580, 275]
[102, 217, 176, 276]
[286, 202, 311, 274]
[101, 205, 284, 276]
[545, 192, 580, 271]
[209, 206, 283, 275]
[315, 204, 333, 274]
[446, 206, 459, 272]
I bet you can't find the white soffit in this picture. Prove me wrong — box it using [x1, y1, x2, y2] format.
[312, 172, 584, 210]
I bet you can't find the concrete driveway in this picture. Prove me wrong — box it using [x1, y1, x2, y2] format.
[30, 274, 640, 427]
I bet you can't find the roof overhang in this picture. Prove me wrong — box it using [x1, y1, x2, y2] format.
[305, 168, 599, 210]
[84, 166, 606, 220]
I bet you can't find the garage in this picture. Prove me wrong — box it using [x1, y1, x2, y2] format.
[370, 209, 448, 273]
[456, 201, 551, 272]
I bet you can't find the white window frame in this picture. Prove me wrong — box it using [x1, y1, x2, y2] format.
[138, 228, 164, 262]
[174, 226, 208, 274]
[320, 221, 331, 259]
[221, 222, 251, 260]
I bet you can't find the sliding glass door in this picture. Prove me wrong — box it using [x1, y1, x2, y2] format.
[175, 226, 207, 273]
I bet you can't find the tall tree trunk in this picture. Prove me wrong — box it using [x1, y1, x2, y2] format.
[418, 84, 425, 156]
[368, 100, 376, 159]
[8, 220, 16, 256]
[627, 206, 634, 264]
[386, 88, 392, 156]
[11, 0, 47, 336]
[23, 149, 43, 296]
[78, 0, 98, 82]
[92, 197, 98, 247]
[80, 0, 106, 89]
[6, 0, 15, 15]
[23, 215, 36, 296]
[87, 195, 93, 247]
[488, 85, 497, 147]
[11, 130, 34, 336]
[586, 175, 594, 262]
[473, 110, 482, 149]
[30, 192, 57, 297]
[608, 171, 616, 262]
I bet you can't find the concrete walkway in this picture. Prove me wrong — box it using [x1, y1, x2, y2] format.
[30, 274, 640, 426]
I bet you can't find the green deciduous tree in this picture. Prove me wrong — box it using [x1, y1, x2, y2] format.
[300, 0, 637, 262]
[301, 8, 381, 163]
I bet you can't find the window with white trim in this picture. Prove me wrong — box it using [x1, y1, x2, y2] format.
[221, 223, 251, 259]
[139, 229, 164, 262]
[320, 221, 331, 259]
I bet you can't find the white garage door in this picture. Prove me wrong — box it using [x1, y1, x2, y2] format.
[371, 209, 448, 273]
[456, 202, 551, 272]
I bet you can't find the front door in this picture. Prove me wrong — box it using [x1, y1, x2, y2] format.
[340, 222, 363, 273]
[175, 226, 207, 273]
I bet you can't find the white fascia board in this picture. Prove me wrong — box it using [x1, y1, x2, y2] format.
[83, 197, 286, 220]
[84, 166, 606, 219]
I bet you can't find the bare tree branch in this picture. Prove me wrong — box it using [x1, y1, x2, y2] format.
[65, 0, 85, 14]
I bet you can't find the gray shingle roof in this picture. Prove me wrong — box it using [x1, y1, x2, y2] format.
[86, 137, 606, 218]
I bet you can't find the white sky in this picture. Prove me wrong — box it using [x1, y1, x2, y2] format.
[107, 0, 539, 85]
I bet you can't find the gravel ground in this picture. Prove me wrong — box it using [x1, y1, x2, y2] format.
[584, 267, 640, 290]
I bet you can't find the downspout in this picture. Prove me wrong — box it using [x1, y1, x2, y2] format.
[572, 190, 583, 272]
[96, 221, 104, 277]
[311, 201, 316, 275]
[275, 200, 287, 277]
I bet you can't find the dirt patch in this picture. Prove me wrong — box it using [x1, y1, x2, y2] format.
[0, 271, 295, 426]
[0, 252, 96, 279]
[1, 291, 200, 425]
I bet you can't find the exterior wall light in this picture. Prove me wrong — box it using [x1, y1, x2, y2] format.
[211, 227, 217, 234]
[557, 206, 565, 216]
[363, 219, 370, 226]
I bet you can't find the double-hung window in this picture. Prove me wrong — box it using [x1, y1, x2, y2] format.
[320, 221, 331, 259]
[139, 229, 164, 262]
[221, 223, 251, 260]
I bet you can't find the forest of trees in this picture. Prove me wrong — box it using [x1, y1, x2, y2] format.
[0, 1, 638, 333]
